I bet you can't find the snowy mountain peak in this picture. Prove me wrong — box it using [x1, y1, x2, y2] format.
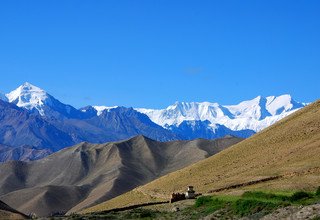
[93, 106, 119, 116]
[168, 101, 220, 110]
[6, 82, 51, 115]
[22, 81, 36, 88]
[16, 82, 44, 93]
[7, 82, 48, 101]
[136, 95, 307, 132]
[264, 94, 302, 115]
[6, 83, 100, 118]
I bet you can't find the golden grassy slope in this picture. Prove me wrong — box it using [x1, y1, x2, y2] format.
[83, 100, 320, 213]
[0, 211, 27, 220]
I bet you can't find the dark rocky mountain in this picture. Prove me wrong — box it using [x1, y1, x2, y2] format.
[45, 106, 178, 146]
[87, 107, 177, 141]
[0, 135, 242, 216]
[0, 100, 75, 151]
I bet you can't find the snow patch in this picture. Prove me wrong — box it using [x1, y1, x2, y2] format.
[93, 106, 118, 116]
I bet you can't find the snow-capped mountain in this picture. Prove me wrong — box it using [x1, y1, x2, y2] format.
[6, 82, 84, 118]
[6, 82, 51, 115]
[136, 95, 307, 132]
[6, 83, 304, 133]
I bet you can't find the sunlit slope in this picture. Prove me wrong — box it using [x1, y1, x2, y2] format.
[85, 100, 320, 213]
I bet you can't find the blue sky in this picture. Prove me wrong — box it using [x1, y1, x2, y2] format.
[0, 1, 319, 108]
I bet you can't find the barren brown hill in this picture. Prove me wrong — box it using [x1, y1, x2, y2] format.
[84, 100, 320, 213]
[0, 200, 28, 219]
[0, 135, 241, 217]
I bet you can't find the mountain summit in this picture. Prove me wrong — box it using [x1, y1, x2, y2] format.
[6, 82, 49, 115]
[6, 82, 83, 118]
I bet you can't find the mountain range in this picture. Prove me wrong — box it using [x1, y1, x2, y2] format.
[0, 82, 307, 161]
[0, 135, 242, 216]
[136, 94, 306, 131]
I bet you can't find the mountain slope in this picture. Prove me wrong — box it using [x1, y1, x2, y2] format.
[86, 100, 320, 213]
[0, 135, 242, 216]
[86, 107, 177, 141]
[0, 99, 74, 151]
[168, 120, 255, 139]
[0, 200, 27, 219]
[45, 106, 177, 146]
[0, 145, 51, 162]
[0, 93, 8, 102]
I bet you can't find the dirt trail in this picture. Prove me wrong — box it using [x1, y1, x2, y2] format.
[207, 176, 282, 193]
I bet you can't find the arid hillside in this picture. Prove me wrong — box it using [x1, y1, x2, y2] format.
[0, 135, 241, 217]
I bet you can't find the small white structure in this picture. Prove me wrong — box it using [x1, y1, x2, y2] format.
[185, 186, 195, 199]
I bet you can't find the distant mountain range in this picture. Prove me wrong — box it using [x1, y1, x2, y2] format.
[136, 95, 306, 131]
[0, 82, 307, 161]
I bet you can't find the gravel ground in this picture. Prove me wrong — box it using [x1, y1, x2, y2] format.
[202, 204, 320, 220]
[261, 204, 320, 220]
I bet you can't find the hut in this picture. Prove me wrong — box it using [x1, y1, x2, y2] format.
[185, 186, 195, 199]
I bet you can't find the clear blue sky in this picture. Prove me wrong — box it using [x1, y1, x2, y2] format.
[0, 1, 319, 108]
